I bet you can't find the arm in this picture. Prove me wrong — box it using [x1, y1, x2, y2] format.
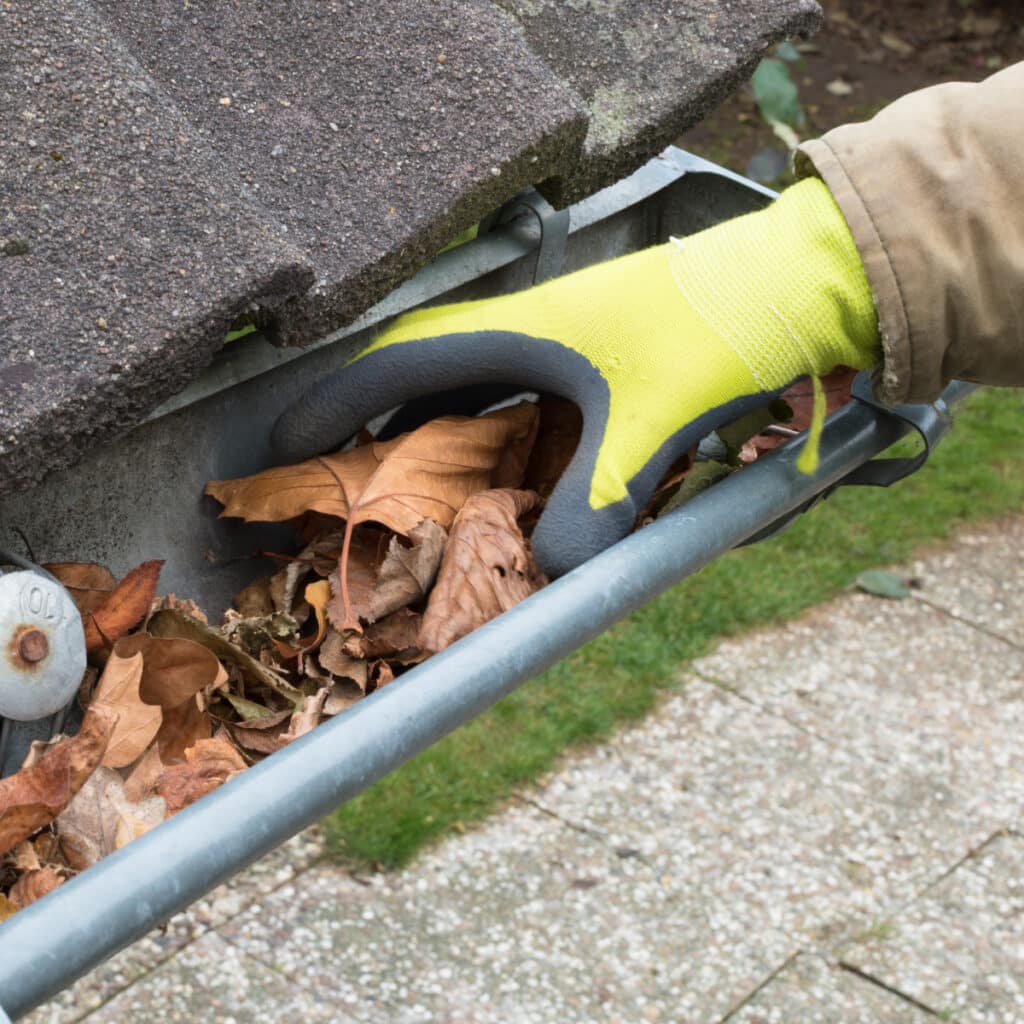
[797, 61, 1024, 405]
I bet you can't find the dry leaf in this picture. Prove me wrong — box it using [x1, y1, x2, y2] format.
[319, 630, 369, 690]
[84, 560, 164, 660]
[123, 745, 166, 803]
[148, 609, 304, 708]
[114, 633, 227, 710]
[11, 841, 41, 872]
[323, 679, 364, 716]
[419, 490, 547, 654]
[9, 867, 63, 908]
[342, 608, 423, 662]
[206, 404, 538, 531]
[0, 894, 19, 922]
[56, 765, 165, 869]
[42, 562, 116, 618]
[367, 519, 446, 622]
[224, 708, 293, 758]
[234, 578, 274, 618]
[150, 593, 209, 624]
[90, 650, 162, 769]
[522, 398, 582, 498]
[155, 738, 247, 815]
[154, 697, 212, 763]
[281, 690, 329, 745]
[0, 706, 115, 856]
[326, 528, 389, 630]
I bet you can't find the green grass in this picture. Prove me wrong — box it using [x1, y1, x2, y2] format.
[324, 388, 1024, 869]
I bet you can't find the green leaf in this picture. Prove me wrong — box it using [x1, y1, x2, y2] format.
[659, 461, 735, 516]
[751, 58, 805, 130]
[774, 41, 802, 63]
[225, 693, 277, 721]
[855, 569, 910, 600]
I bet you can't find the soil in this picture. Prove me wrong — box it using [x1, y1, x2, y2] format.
[681, 0, 1024, 183]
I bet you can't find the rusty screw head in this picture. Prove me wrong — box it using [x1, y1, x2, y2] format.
[17, 629, 49, 664]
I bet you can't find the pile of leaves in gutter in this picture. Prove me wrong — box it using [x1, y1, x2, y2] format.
[0, 370, 855, 916]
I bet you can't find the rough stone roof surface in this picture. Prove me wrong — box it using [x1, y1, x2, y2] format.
[0, 0, 820, 497]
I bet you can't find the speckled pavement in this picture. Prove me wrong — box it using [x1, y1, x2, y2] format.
[26, 518, 1024, 1023]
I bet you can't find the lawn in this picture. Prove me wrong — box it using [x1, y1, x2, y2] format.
[324, 387, 1024, 869]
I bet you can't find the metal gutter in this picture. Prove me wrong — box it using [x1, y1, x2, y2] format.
[0, 378, 974, 1019]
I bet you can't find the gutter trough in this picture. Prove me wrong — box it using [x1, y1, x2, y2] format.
[0, 149, 973, 1019]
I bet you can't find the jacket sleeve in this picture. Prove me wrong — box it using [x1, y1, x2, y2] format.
[796, 62, 1024, 405]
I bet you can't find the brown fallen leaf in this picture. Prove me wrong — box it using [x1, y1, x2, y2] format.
[150, 593, 209, 624]
[323, 679, 364, 716]
[56, 765, 166, 870]
[366, 519, 446, 623]
[122, 744, 166, 803]
[156, 737, 247, 815]
[115, 633, 227, 710]
[0, 894, 19, 922]
[90, 650, 162, 769]
[319, 630, 369, 691]
[154, 697, 212, 764]
[11, 840, 41, 872]
[206, 403, 537, 528]
[342, 607, 423, 662]
[84, 560, 164, 661]
[233, 577, 275, 618]
[148, 609, 304, 708]
[280, 689, 329, 746]
[42, 562, 116, 618]
[223, 708, 293, 758]
[419, 489, 547, 654]
[0, 706, 115, 856]
[522, 398, 582, 498]
[326, 527, 389, 631]
[9, 867, 63, 908]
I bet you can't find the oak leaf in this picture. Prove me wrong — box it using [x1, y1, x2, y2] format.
[155, 737, 247, 815]
[83, 560, 164, 660]
[90, 650, 162, 769]
[419, 490, 547, 654]
[0, 706, 115, 855]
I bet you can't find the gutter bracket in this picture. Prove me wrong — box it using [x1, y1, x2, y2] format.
[478, 189, 570, 284]
[740, 370, 958, 546]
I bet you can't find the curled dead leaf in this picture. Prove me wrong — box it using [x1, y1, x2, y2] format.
[42, 562, 116, 618]
[84, 560, 164, 661]
[419, 489, 547, 654]
[0, 706, 115, 856]
[90, 650, 162, 769]
[114, 633, 227, 710]
[9, 867, 63, 909]
[155, 737, 247, 815]
[366, 519, 446, 623]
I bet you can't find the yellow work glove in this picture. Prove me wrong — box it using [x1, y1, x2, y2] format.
[273, 178, 881, 576]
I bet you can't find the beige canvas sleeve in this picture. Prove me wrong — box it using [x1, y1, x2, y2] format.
[796, 62, 1024, 404]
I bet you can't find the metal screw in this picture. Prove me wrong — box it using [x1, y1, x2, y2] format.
[17, 629, 49, 664]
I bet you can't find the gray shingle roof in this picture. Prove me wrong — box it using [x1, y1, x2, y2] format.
[0, 0, 820, 497]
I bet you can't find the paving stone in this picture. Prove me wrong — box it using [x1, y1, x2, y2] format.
[533, 680, 1010, 948]
[24, 829, 324, 1024]
[74, 932, 347, 1024]
[690, 592, 1024, 828]
[496, 0, 822, 202]
[220, 800, 796, 1024]
[730, 952, 932, 1023]
[908, 517, 1024, 641]
[840, 835, 1024, 1023]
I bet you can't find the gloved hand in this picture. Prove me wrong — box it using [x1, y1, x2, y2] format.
[273, 178, 881, 577]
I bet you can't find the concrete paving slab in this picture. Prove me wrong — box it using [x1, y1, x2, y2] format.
[908, 517, 1024, 642]
[24, 829, 324, 1024]
[77, 932, 347, 1024]
[220, 800, 796, 1024]
[730, 952, 932, 1023]
[690, 592, 1024, 828]
[840, 834, 1024, 1023]
[534, 680, 1006, 948]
